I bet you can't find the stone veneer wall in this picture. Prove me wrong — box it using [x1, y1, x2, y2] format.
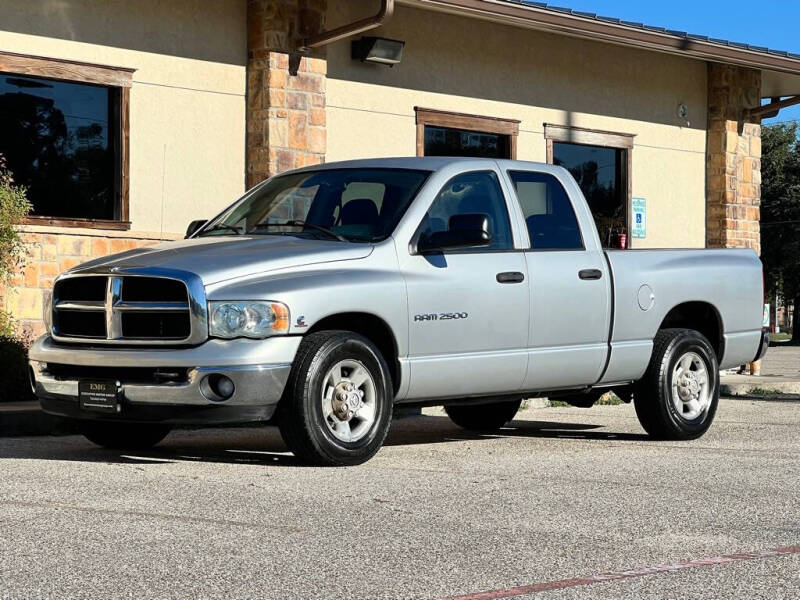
[246, 0, 327, 188]
[1, 228, 178, 339]
[706, 63, 762, 255]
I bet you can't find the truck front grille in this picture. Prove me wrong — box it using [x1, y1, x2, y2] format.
[52, 275, 197, 344]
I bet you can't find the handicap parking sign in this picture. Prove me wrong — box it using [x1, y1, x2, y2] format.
[632, 198, 646, 238]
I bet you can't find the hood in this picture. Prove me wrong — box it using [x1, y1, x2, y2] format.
[71, 235, 374, 285]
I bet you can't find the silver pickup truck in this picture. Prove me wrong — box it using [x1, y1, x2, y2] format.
[29, 158, 768, 465]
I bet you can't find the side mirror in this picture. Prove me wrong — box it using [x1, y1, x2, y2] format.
[416, 213, 492, 254]
[185, 219, 208, 238]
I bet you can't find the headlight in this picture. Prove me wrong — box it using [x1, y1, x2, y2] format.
[209, 301, 289, 339]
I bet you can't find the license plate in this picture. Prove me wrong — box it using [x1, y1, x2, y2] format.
[79, 380, 120, 413]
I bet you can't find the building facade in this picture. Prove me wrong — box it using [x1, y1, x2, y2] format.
[2, 0, 799, 336]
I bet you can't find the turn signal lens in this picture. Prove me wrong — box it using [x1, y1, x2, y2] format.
[209, 301, 290, 339]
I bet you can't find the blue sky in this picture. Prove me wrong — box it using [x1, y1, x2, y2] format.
[548, 0, 800, 125]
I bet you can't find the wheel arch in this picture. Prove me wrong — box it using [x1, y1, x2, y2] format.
[658, 301, 724, 361]
[306, 312, 401, 395]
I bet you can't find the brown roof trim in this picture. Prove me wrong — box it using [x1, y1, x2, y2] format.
[402, 0, 800, 76]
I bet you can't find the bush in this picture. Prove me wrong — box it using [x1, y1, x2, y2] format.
[0, 332, 35, 403]
[0, 154, 33, 402]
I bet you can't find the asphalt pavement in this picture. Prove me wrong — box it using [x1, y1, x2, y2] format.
[1, 398, 798, 599]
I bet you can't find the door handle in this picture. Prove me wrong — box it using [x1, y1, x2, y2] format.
[578, 269, 603, 281]
[496, 271, 525, 284]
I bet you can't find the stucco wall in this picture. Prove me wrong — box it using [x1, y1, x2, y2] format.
[0, 0, 247, 235]
[325, 1, 708, 249]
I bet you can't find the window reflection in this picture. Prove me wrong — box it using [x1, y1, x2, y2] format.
[424, 126, 510, 159]
[0, 73, 117, 220]
[553, 142, 627, 248]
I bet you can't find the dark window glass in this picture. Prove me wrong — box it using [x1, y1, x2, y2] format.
[552, 142, 626, 249]
[424, 125, 510, 158]
[509, 171, 583, 250]
[0, 73, 118, 220]
[418, 171, 512, 251]
[201, 168, 430, 243]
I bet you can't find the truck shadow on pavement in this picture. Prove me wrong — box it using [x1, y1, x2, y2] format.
[0, 414, 649, 467]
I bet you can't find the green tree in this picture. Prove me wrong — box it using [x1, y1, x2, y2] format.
[761, 123, 800, 340]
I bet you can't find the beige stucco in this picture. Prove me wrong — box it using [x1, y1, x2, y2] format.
[0, 0, 247, 235]
[325, 1, 708, 248]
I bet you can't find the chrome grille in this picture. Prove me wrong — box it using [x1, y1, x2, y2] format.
[52, 273, 203, 345]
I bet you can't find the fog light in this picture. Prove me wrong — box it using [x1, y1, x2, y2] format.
[201, 374, 235, 402]
[28, 366, 36, 395]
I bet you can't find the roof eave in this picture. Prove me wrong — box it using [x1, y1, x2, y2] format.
[399, 0, 800, 78]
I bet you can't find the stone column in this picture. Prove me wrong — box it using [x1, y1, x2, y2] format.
[706, 63, 762, 255]
[247, 0, 327, 189]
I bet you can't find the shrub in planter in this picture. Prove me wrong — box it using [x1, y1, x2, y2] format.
[0, 155, 33, 402]
[0, 330, 34, 403]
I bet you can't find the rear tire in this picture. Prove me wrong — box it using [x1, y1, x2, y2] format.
[444, 399, 522, 431]
[634, 328, 719, 440]
[278, 331, 393, 466]
[81, 422, 171, 450]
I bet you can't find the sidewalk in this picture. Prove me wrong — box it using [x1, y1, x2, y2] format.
[720, 343, 800, 397]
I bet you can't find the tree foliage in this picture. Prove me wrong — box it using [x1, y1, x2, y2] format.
[761, 123, 800, 338]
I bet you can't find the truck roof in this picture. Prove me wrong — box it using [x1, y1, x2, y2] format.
[289, 156, 556, 174]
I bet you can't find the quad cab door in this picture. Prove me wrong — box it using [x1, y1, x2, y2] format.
[503, 167, 611, 390]
[399, 168, 530, 400]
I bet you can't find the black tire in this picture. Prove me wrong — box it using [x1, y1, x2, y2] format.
[80, 422, 171, 450]
[634, 328, 719, 440]
[444, 399, 522, 431]
[277, 331, 393, 466]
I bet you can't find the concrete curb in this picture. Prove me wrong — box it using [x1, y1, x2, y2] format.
[723, 394, 800, 403]
[720, 381, 800, 398]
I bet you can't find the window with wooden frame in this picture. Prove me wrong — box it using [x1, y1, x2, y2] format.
[545, 124, 634, 249]
[415, 107, 519, 160]
[0, 52, 133, 230]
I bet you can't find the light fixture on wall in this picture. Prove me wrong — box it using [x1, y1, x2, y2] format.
[677, 102, 690, 126]
[351, 36, 405, 66]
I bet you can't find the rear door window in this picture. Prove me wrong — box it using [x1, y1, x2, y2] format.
[508, 171, 584, 250]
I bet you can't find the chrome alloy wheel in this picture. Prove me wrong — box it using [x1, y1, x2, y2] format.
[321, 359, 377, 443]
[671, 351, 711, 421]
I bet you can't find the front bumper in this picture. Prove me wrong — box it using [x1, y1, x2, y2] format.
[29, 335, 301, 424]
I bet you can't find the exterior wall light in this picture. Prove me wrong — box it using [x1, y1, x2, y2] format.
[351, 37, 405, 66]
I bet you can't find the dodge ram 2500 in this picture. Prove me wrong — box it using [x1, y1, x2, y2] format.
[29, 158, 769, 465]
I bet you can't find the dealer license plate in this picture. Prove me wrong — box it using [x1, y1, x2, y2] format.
[78, 380, 120, 413]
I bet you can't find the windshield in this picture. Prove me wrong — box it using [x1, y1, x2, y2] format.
[197, 168, 431, 242]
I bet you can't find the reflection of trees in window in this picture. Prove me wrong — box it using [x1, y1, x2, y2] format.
[553, 142, 626, 248]
[0, 74, 116, 220]
[424, 126, 509, 159]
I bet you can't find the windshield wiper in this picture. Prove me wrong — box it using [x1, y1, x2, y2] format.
[198, 224, 244, 236]
[250, 220, 348, 242]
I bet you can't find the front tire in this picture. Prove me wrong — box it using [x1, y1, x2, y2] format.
[81, 422, 171, 450]
[444, 399, 522, 431]
[634, 328, 719, 440]
[278, 331, 393, 466]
